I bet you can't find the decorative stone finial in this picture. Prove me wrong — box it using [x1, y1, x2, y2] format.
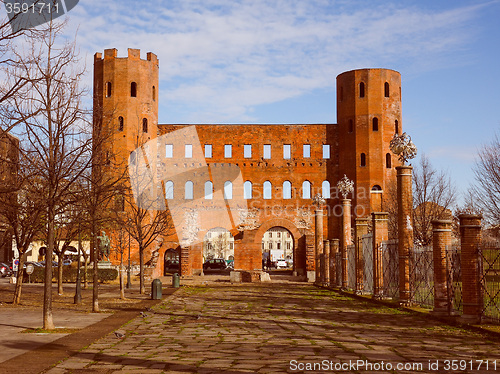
[337, 174, 354, 199]
[312, 193, 326, 208]
[390, 132, 417, 165]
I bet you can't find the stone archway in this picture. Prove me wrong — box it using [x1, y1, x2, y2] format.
[261, 227, 294, 271]
[163, 248, 179, 275]
[252, 218, 305, 275]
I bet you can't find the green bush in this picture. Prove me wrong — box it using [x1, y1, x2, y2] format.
[25, 266, 118, 283]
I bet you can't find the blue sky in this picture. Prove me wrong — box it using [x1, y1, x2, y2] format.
[61, 0, 500, 204]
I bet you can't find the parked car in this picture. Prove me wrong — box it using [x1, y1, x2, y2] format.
[164, 259, 180, 274]
[39, 261, 59, 267]
[276, 260, 287, 269]
[62, 259, 72, 266]
[0, 262, 12, 277]
[23, 261, 43, 268]
[203, 258, 227, 270]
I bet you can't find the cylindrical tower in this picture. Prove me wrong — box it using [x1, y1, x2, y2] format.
[336, 68, 402, 218]
[93, 48, 159, 165]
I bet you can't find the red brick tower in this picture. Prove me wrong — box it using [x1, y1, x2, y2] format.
[93, 48, 159, 163]
[336, 69, 401, 219]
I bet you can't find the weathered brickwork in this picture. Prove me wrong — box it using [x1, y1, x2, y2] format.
[94, 48, 402, 278]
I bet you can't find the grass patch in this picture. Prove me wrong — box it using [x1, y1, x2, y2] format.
[21, 327, 81, 334]
[182, 286, 213, 295]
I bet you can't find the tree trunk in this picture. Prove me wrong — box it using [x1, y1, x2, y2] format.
[83, 256, 88, 289]
[139, 246, 144, 294]
[57, 253, 64, 295]
[13, 254, 26, 305]
[43, 209, 55, 330]
[92, 226, 99, 312]
[120, 250, 125, 299]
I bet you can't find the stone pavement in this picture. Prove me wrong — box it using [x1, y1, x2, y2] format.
[45, 280, 500, 374]
[0, 308, 108, 364]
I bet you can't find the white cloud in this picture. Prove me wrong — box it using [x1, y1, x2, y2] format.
[61, 0, 491, 123]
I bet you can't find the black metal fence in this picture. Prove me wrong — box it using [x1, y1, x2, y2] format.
[480, 245, 500, 323]
[446, 245, 463, 315]
[382, 242, 399, 299]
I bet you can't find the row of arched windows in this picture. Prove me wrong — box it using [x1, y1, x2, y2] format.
[104, 81, 156, 101]
[117, 116, 148, 133]
[164, 180, 339, 200]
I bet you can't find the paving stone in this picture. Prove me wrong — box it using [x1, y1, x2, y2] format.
[47, 281, 500, 373]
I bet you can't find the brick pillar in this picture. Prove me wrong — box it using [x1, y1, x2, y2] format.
[180, 246, 191, 276]
[372, 212, 388, 298]
[315, 208, 324, 284]
[355, 218, 369, 293]
[431, 220, 452, 316]
[397, 166, 413, 304]
[305, 233, 315, 282]
[323, 240, 330, 286]
[330, 239, 339, 287]
[459, 214, 482, 324]
[341, 199, 352, 289]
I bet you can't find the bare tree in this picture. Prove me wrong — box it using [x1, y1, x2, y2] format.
[472, 133, 500, 226]
[112, 225, 127, 300]
[0, 147, 46, 304]
[412, 154, 457, 246]
[116, 191, 174, 294]
[53, 201, 83, 295]
[9, 21, 91, 329]
[80, 103, 128, 312]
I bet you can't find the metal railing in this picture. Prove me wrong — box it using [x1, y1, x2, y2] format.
[446, 246, 463, 314]
[409, 246, 434, 309]
[480, 245, 500, 323]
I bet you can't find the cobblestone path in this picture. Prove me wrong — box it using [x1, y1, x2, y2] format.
[46, 281, 500, 373]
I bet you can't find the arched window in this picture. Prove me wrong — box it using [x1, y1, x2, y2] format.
[152, 86, 156, 101]
[244, 181, 252, 199]
[371, 185, 382, 191]
[142, 118, 148, 133]
[360, 153, 366, 167]
[204, 181, 213, 200]
[283, 181, 292, 199]
[165, 181, 174, 199]
[384, 82, 390, 97]
[348, 119, 353, 133]
[118, 116, 124, 131]
[302, 181, 311, 199]
[372, 117, 379, 132]
[395, 120, 399, 134]
[359, 82, 365, 98]
[185, 181, 193, 200]
[131, 82, 137, 97]
[224, 181, 232, 200]
[322, 180, 330, 198]
[386, 153, 392, 168]
[263, 181, 272, 199]
[106, 82, 112, 97]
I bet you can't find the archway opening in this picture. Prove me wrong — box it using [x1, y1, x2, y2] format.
[203, 228, 234, 269]
[261, 226, 294, 272]
[163, 248, 179, 275]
